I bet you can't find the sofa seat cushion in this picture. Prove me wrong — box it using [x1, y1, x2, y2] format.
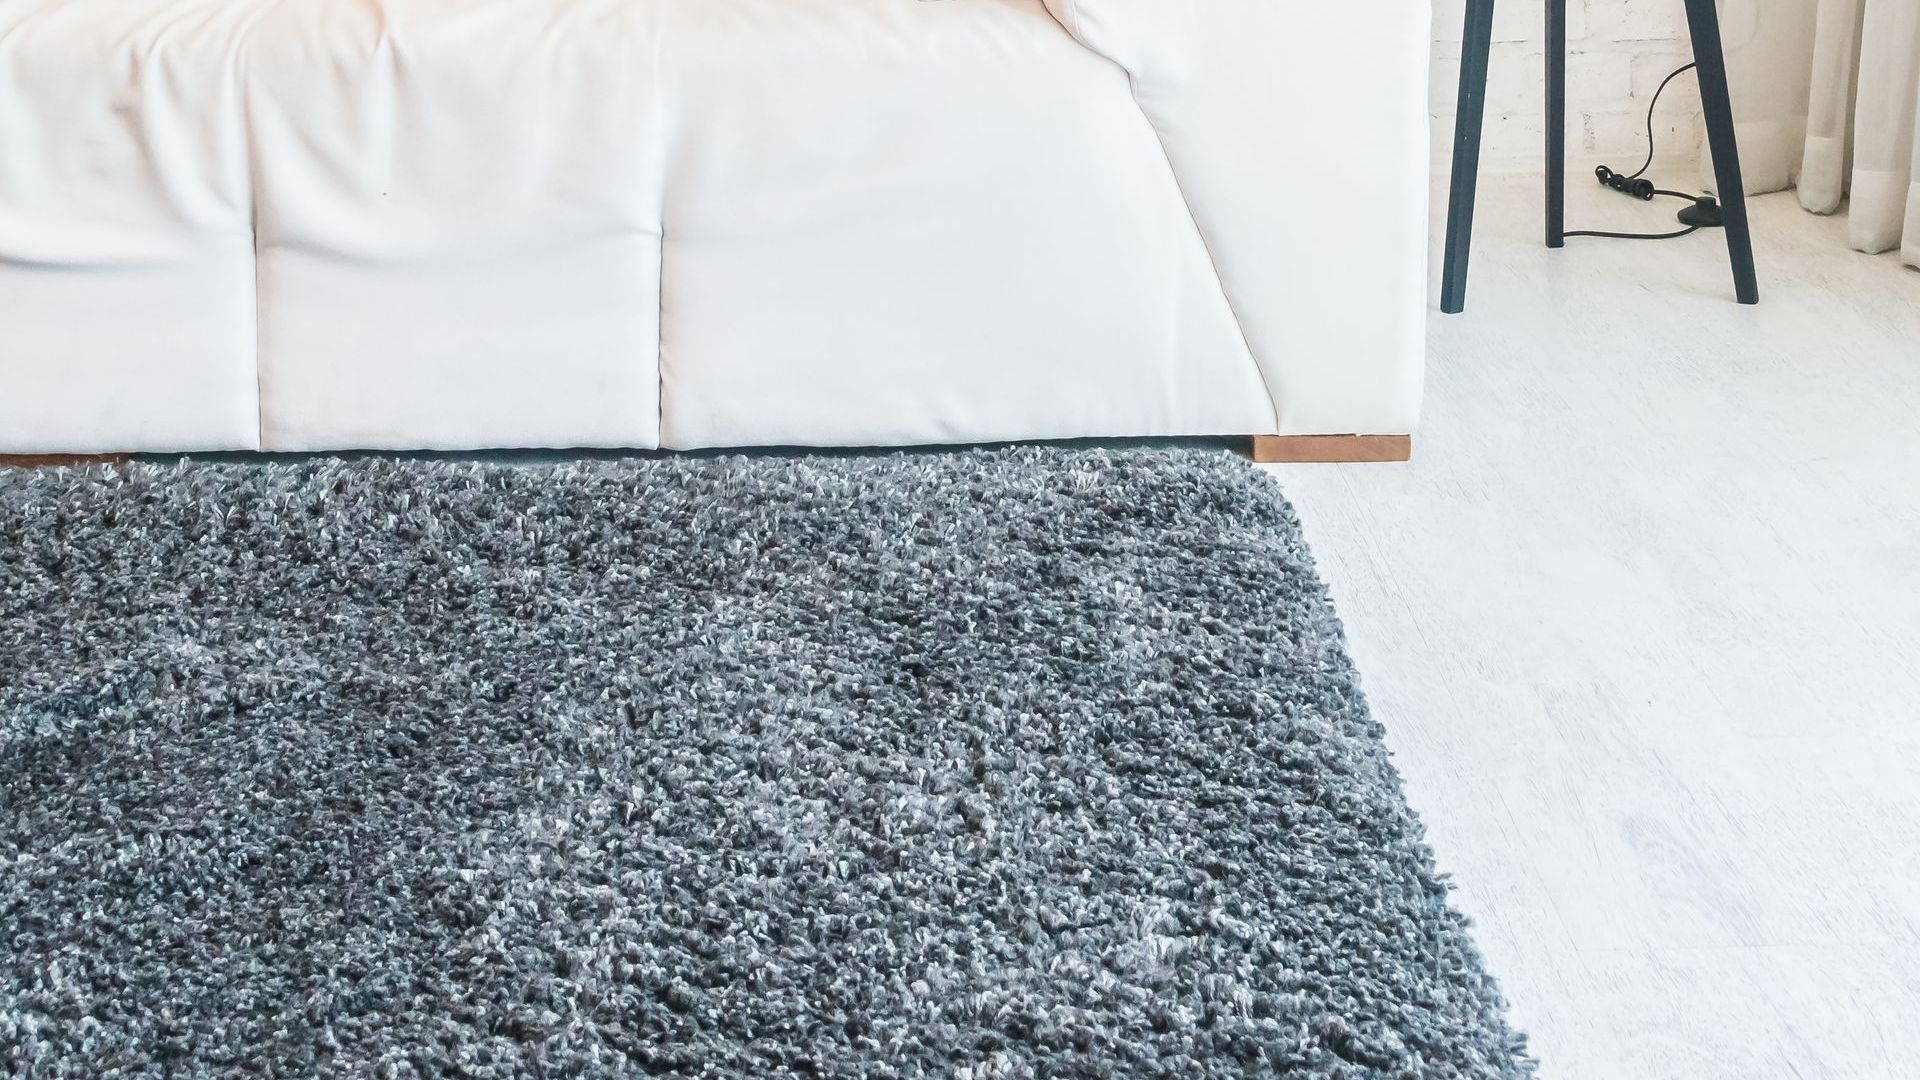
[652, 0, 1272, 448]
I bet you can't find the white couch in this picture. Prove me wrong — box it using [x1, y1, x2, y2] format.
[0, 0, 1429, 454]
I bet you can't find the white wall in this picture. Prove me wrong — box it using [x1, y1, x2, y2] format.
[1431, 0, 1705, 175]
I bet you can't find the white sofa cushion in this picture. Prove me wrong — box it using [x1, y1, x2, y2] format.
[245, 0, 665, 451]
[0, 0, 258, 454]
[653, 0, 1273, 449]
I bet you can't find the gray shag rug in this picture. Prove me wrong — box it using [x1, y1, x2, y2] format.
[0, 448, 1530, 1077]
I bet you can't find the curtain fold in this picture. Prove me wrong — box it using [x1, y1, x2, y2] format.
[1724, 0, 1920, 267]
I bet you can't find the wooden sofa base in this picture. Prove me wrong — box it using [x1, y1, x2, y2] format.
[0, 454, 130, 469]
[5, 440, 1414, 469]
[1249, 435, 1411, 464]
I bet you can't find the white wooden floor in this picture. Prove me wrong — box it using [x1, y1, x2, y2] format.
[1263, 176, 1920, 1080]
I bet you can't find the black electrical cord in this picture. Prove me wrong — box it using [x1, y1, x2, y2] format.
[1566, 62, 1706, 242]
[1564, 224, 1699, 240]
[1624, 63, 1697, 181]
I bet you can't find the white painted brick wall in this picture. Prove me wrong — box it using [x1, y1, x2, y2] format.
[1431, 0, 1705, 175]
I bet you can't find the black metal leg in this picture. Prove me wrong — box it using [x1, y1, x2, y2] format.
[1441, 0, 1497, 315]
[1682, 0, 1759, 304]
[1546, 0, 1567, 248]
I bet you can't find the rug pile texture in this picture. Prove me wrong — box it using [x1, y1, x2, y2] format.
[0, 449, 1530, 1077]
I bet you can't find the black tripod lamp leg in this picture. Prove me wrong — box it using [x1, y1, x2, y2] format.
[1441, 0, 1497, 315]
[1546, 0, 1567, 248]
[1682, 0, 1759, 304]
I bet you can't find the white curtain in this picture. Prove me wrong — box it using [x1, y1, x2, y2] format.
[1721, 0, 1920, 267]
